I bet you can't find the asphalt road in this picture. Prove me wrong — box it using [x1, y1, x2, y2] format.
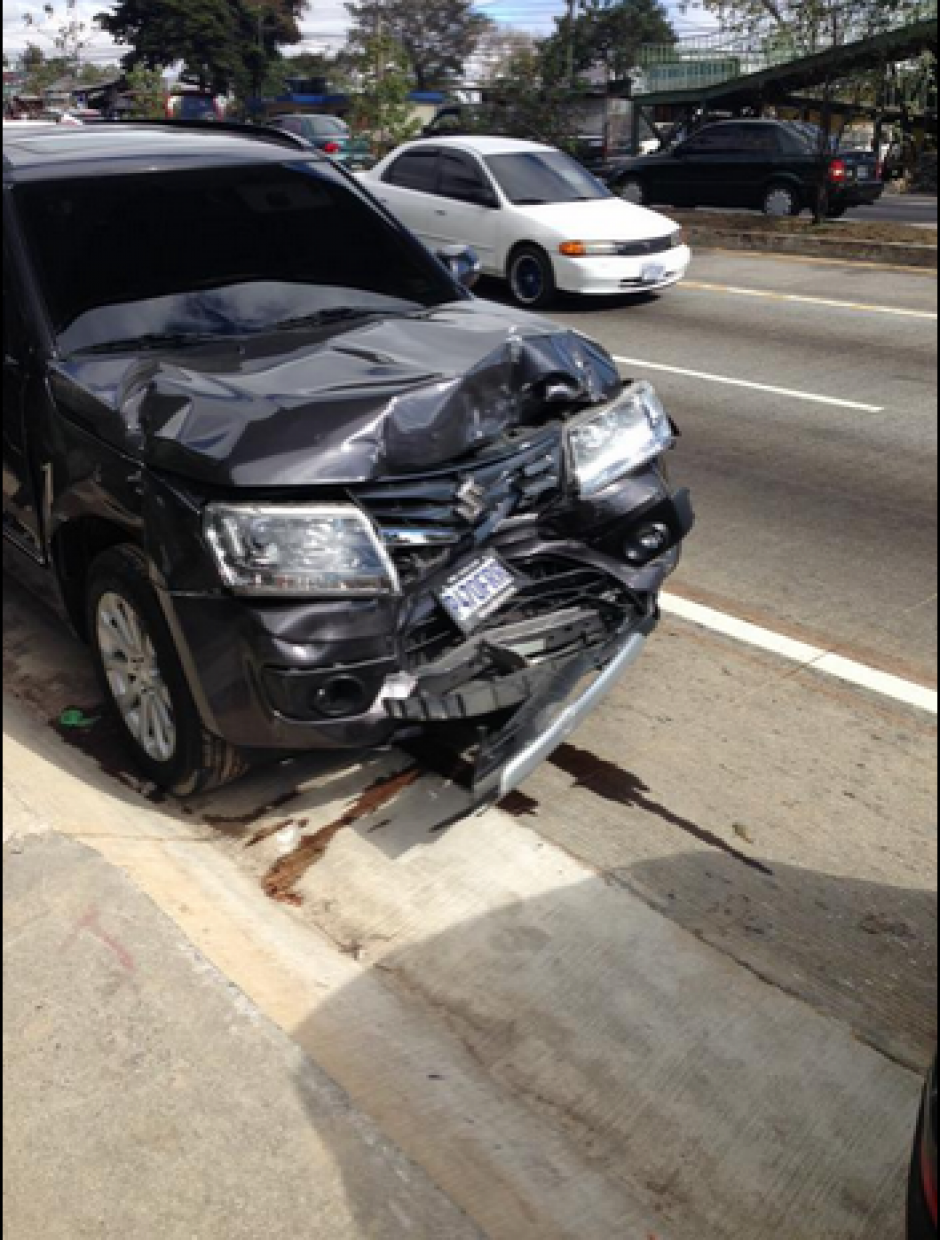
[536, 252, 939, 685]
[846, 193, 938, 226]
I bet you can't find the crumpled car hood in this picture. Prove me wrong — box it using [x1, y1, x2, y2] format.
[51, 301, 621, 488]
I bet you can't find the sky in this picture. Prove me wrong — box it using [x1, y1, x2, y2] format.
[3, 0, 718, 65]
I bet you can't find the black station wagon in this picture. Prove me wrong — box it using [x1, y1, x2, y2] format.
[2, 121, 693, 806]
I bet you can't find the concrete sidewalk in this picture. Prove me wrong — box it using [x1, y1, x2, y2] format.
[3, 829, 482, 1240]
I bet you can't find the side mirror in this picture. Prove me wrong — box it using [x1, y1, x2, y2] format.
[438, 244, 482, 291]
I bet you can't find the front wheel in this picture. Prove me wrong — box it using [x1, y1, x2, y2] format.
[508, 246, 557, 310]
[614, 176, 648, 206]
[763, 183, 801, 217]
[87, 545, 246, 796]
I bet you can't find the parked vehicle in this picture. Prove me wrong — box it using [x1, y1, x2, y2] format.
[608, 119, 885, 218]
[908, 1056, 938, 1240]
[365, 137, 691, 309]
[3, 122, 694, 803]
[165, 91, 223, 122]
[267, 113, 374, 170]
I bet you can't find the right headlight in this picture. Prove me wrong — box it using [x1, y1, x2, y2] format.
[204, 503, 399, 597]
[566, 381, 675, 496]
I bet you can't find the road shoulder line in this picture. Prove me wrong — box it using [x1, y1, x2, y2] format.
[661, 593, 938, 714]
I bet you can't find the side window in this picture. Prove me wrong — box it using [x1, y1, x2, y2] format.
[383, 150, 440, 193]
[682, 127, 734, 154]
[3, 254, 25, 363]
[735, 126, 782, 153]
[438, 153, 490, 204]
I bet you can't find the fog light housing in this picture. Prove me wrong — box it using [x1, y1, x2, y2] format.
[312, 675, 372, 718]
[625, 523, 671, 563]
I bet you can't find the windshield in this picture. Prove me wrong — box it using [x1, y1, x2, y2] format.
[307, 116, 348, 136]
[14, 161, 459, 355]
[486, 152, 611, 205]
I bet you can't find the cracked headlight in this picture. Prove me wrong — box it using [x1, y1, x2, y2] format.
[205, 503, 399, 597]
[567, 381, 675, 496]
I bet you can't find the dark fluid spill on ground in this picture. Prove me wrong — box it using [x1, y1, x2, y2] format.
[52, 705, 168, 804]
[500, 791, 540, 818]
[202, 789, 301, 829]
[263, 765, 423, 903]
[550, 744, 774, 877]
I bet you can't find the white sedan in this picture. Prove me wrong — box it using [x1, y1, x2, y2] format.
[364, 136, 691, 309]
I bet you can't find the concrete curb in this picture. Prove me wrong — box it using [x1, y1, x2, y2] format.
[682, 225, 938, 269]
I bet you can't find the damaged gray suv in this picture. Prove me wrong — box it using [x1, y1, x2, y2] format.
[3, 122, 694, 808]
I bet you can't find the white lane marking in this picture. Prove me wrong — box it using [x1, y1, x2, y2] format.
[613, 356, 884, 412]
[660, 593, 938, 715]
[681, 281, 939, 320]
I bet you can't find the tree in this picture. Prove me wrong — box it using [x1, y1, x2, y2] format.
[23, 0, 101, 72]
[97, 0, 304, 96]
[476, 27, 538, 82]
[125, 65, 167, 117]
[349, 35, 422, 152]
[463, 47, 587, 155]
[699, 0, 934, 50]
[345, 0, 492, 91]
[541, 0, 676, 85]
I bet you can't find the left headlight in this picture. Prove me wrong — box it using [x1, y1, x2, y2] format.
[204, 503, 400, 597]
[567, 381, 675, 496]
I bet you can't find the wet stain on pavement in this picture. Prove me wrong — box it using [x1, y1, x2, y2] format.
[51, 705, 168, 804]
[500, 791, 540, 818]
[203, 789, 302, 830]
[550, 744, 775, 877]
[262, 765, 423, 904]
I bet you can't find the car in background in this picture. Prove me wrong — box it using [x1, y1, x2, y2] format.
[365, 136, 691, 309]
[267, 113, 374, 170]
[608, 118, 885, 218]
[165, 91, 223, 122]
[908, 1056, 938, 1240]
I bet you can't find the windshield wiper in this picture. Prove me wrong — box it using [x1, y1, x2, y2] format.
[73, 332, 227, 356]
[268, 307, 409, 332]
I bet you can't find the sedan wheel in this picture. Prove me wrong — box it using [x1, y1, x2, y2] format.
[508, 247, 557, 310]
[615, 177, 647, 206]
[763, 184, 800, 217]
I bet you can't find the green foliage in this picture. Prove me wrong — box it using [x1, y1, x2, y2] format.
[125, 65, 167, 117]
[700, 0, 935, 47]
[349, 36, 422, 153]
[541, 0, 676, 83]
[464, 48, 587, 154]
[97, 0, 303, 95]
[346, 0, 493, 90]
[23, 0, 99, 72]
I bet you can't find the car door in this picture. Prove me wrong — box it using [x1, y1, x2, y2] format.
[664, 126, 738, 207]
[423, 150, 501, 273]
[718, 124, 784, 207]
[2, 251, 42, 561]
[373, 148, 442, 248]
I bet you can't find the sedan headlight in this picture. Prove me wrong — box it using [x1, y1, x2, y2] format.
[205, 503, 399, 597]
[559, 241, 621, 257]
[567, 381, 675, 495]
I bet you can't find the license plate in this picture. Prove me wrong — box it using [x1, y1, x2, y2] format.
[642, 263, 666, 284]
[857, 166, 871, 180]
[439, 557, 517, 633]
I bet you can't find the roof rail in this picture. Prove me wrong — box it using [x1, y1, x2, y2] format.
[81, 116, 317, 154]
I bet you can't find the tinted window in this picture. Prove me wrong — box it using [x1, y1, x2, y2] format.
[729, 126, 782, 153]
[485, 152, 609, 205]
[178, 95, 217, 121]
[15, 162, 459, 354]
[682, 127, 740, 153]
[384, 149, 440, 193]
[439, 153, 490, 203]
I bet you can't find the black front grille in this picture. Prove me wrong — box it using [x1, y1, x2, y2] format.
[615, 235, 677, 258]
[355, 433, 564, 541]
[402, 557, 634, 669]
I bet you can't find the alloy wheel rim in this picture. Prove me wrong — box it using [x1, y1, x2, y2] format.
[513, 255, 544, 305]
[96, 592, 177, 763]
[765, 188, 794, 216]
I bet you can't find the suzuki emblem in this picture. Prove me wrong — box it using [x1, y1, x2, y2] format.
[455, 478, 488, 524]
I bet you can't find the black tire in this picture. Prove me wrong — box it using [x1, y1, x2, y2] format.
[763, 182, 801, 217]
[826, 205, 849, 219]
[507, 244, 557, 310]
[86, 544, 246, 796]
[614, 176, 649, 206]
